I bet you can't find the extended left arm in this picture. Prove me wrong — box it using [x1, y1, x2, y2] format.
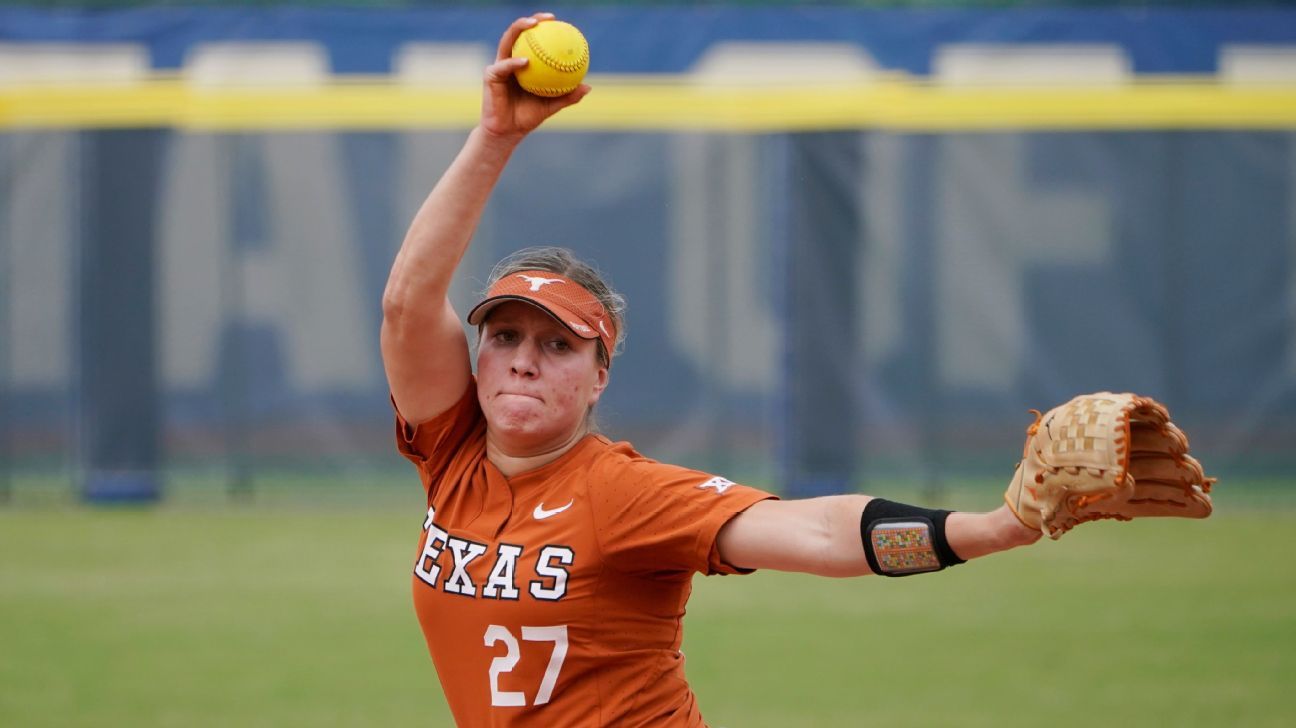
[716, 495, 1041, 577]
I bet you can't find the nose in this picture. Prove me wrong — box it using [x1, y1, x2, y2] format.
[509, 339, 540, 378]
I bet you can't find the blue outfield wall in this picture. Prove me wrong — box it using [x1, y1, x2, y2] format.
[1, 6, 1295, 74]
[4, 128, 1292, 495]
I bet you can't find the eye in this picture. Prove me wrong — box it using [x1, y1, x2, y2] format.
[547, 338, 572, 352]
[491, 329, 518, 344]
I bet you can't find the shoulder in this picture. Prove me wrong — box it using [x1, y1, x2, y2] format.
[580, 437, 721, 496]
[583, 437, 664, 480]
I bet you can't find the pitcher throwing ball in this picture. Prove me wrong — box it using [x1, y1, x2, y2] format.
[380, 13, 1215, 726]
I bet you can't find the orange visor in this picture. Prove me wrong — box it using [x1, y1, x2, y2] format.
[466, 271, 617, 361]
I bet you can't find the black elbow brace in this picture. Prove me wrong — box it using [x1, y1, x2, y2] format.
[859, 498, 966, 577]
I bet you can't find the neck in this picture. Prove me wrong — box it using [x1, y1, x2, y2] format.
[486, 426, 589, 478]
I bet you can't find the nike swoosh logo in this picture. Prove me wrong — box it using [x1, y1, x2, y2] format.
[533, 500, 574, 520]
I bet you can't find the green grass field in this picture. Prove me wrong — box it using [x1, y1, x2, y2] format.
[2, 501, 1293, 727]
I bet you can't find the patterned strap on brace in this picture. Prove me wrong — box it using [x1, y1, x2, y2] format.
[859, 499, 965, 577]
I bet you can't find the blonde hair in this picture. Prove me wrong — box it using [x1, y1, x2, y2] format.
[484, 246, 627, 366]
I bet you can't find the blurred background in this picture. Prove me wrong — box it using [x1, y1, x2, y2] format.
[2, 1, 1295, 726]
[5, 1, 1296, 507]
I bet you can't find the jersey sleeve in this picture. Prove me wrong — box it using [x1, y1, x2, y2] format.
[588, 458, 776, 577]
[392, 379, 484, 497]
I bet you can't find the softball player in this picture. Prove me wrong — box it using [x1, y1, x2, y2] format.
[381, 14, 1044, 726]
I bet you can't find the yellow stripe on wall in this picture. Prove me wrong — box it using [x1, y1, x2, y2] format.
[1, 76, 1294, 131]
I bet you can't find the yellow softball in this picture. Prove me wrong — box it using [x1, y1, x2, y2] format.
[511, 20, 589, 97]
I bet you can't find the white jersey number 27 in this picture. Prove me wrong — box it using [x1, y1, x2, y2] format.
[484, 624, 569, 707]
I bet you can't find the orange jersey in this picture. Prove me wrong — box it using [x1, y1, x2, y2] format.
[394, 379, 775, 727]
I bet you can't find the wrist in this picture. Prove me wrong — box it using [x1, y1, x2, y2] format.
[473, 124, 526, 153]
[994, 504, 1043, 548]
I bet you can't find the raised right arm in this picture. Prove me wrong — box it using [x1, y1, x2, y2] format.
[380, 128, 517, 424]
[381, 12, 590, 425]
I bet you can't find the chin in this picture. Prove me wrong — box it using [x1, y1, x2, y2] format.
[488, 409, 579, 450]
[489, 407, 550, 438]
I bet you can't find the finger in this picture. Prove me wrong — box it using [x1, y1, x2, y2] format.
[496, 15, 543, 61]
[549, 83, 591, 111]
[484, 56, 528, 83]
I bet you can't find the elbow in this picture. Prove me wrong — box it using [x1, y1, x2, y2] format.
[381, 290, 422, 347]
[381, 269, 408, 316]
[806, 514, 853, 578]
[382, 270, 451, 326]
[381, 288, 407, 323]
[382, 286, 455, 344]
[382, 278, 419, 327]
[815, 495, 871, 578]
[815, 556, 865, 579]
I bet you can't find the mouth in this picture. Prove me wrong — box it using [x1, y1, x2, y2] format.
[498, 392, 544, 403]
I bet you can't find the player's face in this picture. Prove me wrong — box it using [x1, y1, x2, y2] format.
[476, 301, 608, 454]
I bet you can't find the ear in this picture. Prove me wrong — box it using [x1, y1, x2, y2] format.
[588, 365, 609, 406]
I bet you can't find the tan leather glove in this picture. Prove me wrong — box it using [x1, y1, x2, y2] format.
[1004, 392, 1214, 539]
